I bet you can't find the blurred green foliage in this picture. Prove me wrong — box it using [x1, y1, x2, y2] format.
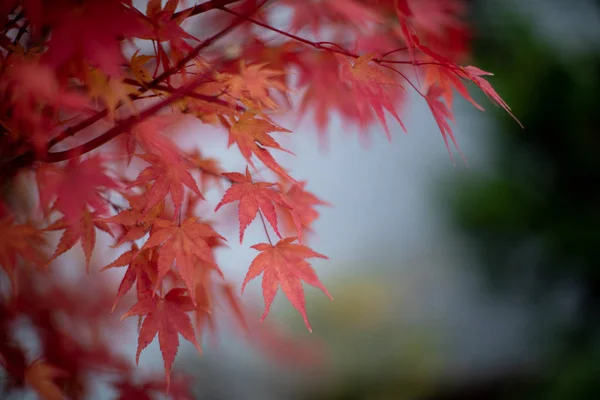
[287, 274, 441, 400]
[444, 1, 600, 398]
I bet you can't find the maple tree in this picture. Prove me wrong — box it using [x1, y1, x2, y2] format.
[0, 0, 520, 398]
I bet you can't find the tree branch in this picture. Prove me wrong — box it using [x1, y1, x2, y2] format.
[45, 75, 209, 163]
[0, 0, 269, 184]
[172, 0, 245, 21]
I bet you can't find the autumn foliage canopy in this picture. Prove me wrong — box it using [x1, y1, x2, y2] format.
[0, 0, 519, 398]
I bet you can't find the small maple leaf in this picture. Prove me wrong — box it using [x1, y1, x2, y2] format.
[129, 153, 202, 218]
[280, 181, 330, 242]
[3, 60, 90, 154]
[129, 50, 156, 85]
[0, 217, 46, 290]
[101, 245, 158, 311]
[242, 237, 332, 332]
[24, 359, 67, 400]
[37, 156, 119, 231]
[289, 0, 382, 34]
[42, 0, 148, 77]
[461, 66, 523, 128]
[187, 149, 224, 192]
[215, 167, 291, 243]
[143, 0, 199, 44]
[227, 112, 295, 181]
[139, 0, 200, 78]
[338, 53, 407, 140]
[218, 60, 288, 110]
[425, 84, 466, 165]
[422, 62, 483, 112]
[220, 282, 250, 335]
[85, 68, 138, 120]
[127, 116, 183, 162]
[121, 288, 201, 390]
[139, 217, 225, 298]
[45, 210, 113, 272]
[102, 192, 164, 247]
[192, 270, 214, 335]
[297, 52, 357, 144]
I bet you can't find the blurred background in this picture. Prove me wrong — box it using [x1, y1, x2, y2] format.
[168, 0, 600, 399]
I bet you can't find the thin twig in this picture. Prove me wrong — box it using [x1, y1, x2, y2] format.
[44, 75, 211, 163]
[258, 212, 273, 245]
[172, 0, 245, 20]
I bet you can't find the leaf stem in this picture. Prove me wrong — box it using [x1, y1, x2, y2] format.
[258, 212, 273, 245]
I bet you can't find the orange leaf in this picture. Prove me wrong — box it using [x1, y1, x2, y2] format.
[41, 0, 148, 77]
[218, 60, 288, 110]
[121, 288, 201, 391]
[139, 217, 225, 298]
[425, 85, 465, 165]
[0, 217, 46, 291]
[24, 360, 67, 400]
[102, 191, 164, 247]
[37, 155, 119, 231]
[130, 153, 202, 217]
[242, 237, 332, 332]
[45, 210, 113, 272]
[188, 149, 224, 192]
[461, 65, 523, 128]
[280, 181, 330, 242]
[338, 53, 407, 140]
[101, 245, 157, 311]
[215, 167, 291, 243]
[227, 112, 296, 181]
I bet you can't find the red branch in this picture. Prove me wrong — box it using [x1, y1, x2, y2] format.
[45, 75, 209, 163]
[172, 0, 245, 20]
[0, 0, 268, 184]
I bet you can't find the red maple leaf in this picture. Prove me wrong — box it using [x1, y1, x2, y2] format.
[297, 52, 357, 145]
[45, 210, 113, 272]
[102, 191, 165, 247]
[218, 60, 288, 111]
[215, 167, 291, 243]
[0, 217, 46, 291]
[125, 116, 184, 164]
[138, 0, 200, 80]
[242, 237, 332, 332]
[187, 149, 224, 192]
[226, 112, 295, 181]
[425, 84, 465, 165]
[279, 181, 329, 242]
[121, 288, 201, 390]
[129, 153, 202, 218]
[37, 156, 119, 231]
[338, 53, 407, 140]
[101, 245, 158, 311]
[285, 0, 381, 34]
[461, 65, 523, 127]
[41, 0, 148, 77]
[139, 217, 224, 298]
[422, 62, 483, 112]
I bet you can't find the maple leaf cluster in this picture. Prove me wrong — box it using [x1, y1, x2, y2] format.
[0, 0, 520, 397]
